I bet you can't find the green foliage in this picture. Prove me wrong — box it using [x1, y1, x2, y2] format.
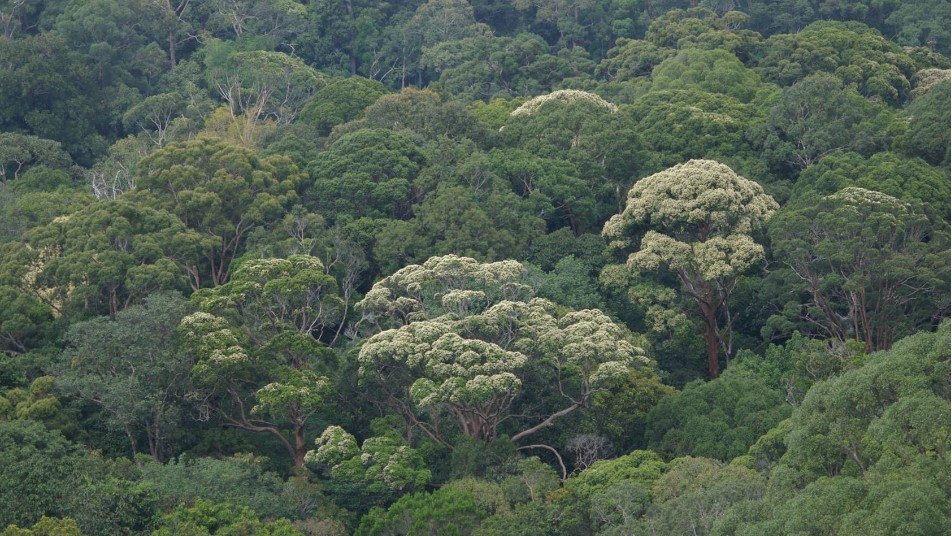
[0, 2, 948, 531]
[55, 292, 192, 459]
[651, 48, 774, 104]
[781, 322, 950, 479]
[597, 39, 675, 82]
[564, 449, 666, 502]
[357, 255, 647, 446]
[590, 368, 676, 454]
[355, 486, 487, 536]
[604, 159, 778, 378]
[0, 133, 73, 183]
[900, 78, 951, 166]
[794, 151, 950, 222]
[307, 128, 423, 222]
[30, 200, 204, 317]
[183, 255, 341, 465]
[373, 183, 546, 274]
[620, 90, 766, 179]
[753, 21, 940, 102]
[134, 138, 302, 287]
[361, 87, 487, 142]
[0, 420, 87, 528]
[0, 285, 53, 356]
[65, 455, 158, 536]
[306, 426, 431, 495]
[635, 457, 766, 536]
[556, 449, 666, 533]
[645, 370, 792, 461]
[0, 517, 84, 536]
[0, 33, 113, 165]
[152, 499, 303, 536]
[140, 454, 327, 521]
[731, 332, 866, 406]
[751, 73, 889, 174]
[298, 77, 387, 136]
[768, 188, 949, 352]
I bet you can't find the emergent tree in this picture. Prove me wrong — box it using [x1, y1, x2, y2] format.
[603, 160, 778, 378]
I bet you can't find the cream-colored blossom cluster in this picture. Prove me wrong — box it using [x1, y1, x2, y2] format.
[605, 160, 778, 281]
[357, 254, 532, 327]
[306, 425, 359, 467]
[510, 89, 618, 117]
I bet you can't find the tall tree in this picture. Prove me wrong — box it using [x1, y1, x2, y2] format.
[204, 41, 326, 147]
[134, 138, 302, 287]
[603, 160, 778, 378]
[182, 255, 343, 466]
[56, 292, 192, 461]
[356, 255, 647, 451]
[768, 187, 949, 352]
[29, 200, 206, 317]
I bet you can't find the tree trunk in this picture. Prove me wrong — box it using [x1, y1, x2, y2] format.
[169, 31, 176, 66]
[700, 299, 720, 379]
[293, 420, 306, 467]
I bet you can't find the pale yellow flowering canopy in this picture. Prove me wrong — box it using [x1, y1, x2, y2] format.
[510, 89, 618, 117]
[604, 159, 778, 279]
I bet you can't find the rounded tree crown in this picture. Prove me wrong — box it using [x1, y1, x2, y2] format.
[604, 159, 778, 250]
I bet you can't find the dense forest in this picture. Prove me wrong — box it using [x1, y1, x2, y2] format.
[0, 0, 949, 534]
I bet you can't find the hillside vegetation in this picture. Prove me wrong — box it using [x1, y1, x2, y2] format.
[0, 1, 948, 534]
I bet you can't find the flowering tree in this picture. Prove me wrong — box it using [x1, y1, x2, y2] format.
[353, 255, 647, 449]
[603, 160, 777, 378]
[180, 255, 343, 466]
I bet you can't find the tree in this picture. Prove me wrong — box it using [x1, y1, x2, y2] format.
[900, 77, 950, 166]
[596, 39, 675, 82]
[297, 76, 387, 136]
[139, 454, 333, 520]
[55, 292, 192, 461]
[768, 188, 949, 352]
[488, 149, 597, 234]
[355, 255, 647, 452]
[620, 89, 766, 180]
[354, 486, 487, 536]
[0, 285, 52, 357]
[603, 160, 778, 378]
[0, 0, 44, 39]
[753, 21, 943, 103]
[792, 151, 950, 223]
[306, 128, 423, 222]
[0, 33, 113, 165]
[885, 1, 951, 55]
[361, 87, 486, 141]
[373, 183, 547, 274]
[644, 7, 725, 48]
[134, 138, 302, 287]
[0, 133, 72, 183]
[751, 73, 883, 174]
[30, 200, 207, 317]
[558, 449, 666, 533]
[204, 42, 326, 147]
[0, 420, 87, 528]
[635, 457, 766, 536]
[121, 93, 187, 147]
[305, 425, 431, 501]
[152, 499, 303, 536]
[501, 89, 646, 218]
[0, 517, 83, 536]
[182, 255, 343, 466]
[650, 48, 774, 104]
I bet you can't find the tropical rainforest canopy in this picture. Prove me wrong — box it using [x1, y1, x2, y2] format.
[0, 0, 948, 534]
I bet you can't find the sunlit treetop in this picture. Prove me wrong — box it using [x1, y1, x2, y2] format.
[510, 89, 618, 118]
